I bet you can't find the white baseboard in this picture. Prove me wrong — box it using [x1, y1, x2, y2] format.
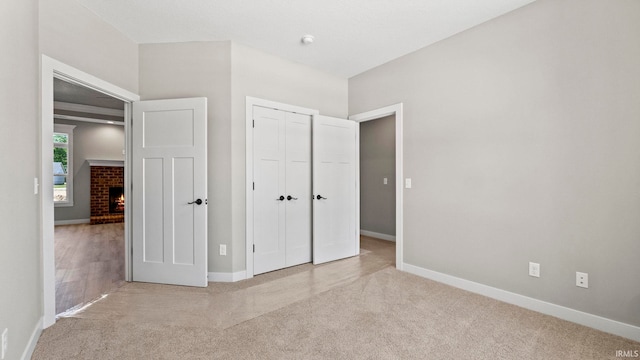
[21, 317, 43, 360]
[360, 229, 396, 242]
[54, 218, 90, 226]
[208, 271, 247, 282]
[403, 263, 640, 343]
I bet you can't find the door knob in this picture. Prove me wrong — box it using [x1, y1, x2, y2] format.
[188, 199, 203, 205]
[277, 195, 285, 201]
[316, 195, 327, 200]
[287, 195, 298, 201]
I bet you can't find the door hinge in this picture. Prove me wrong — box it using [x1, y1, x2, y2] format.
[253, 182, 255, 190]
[252, 119, 255, 128]
[253, 244, 255, 253]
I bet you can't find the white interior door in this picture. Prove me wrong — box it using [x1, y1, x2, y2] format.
[253, 106, 287, 274]
[132, 97, 208, 287]
[313, 115, 358, 264]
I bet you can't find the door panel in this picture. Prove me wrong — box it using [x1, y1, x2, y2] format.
[142, 157, 164, 263]
[284, 112, 312, 266]
[132, 97, 207, 287]
[173, 157, 195, 265]
[253, 107, 286, 274]
[313, 115, 357, 265]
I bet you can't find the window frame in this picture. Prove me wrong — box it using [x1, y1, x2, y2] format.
[53, 123, 76, 207]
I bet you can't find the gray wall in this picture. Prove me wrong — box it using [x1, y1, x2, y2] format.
[54, 120, 125, 222]
[360, 115, 396, 237]
[39, 0, 139, 93]
[0, 0, 41, 359]
[139, 41, 233, 273]
[349, 0, 640, 327]
[230, 42, 349, 272]
[139, 41, 348, 274]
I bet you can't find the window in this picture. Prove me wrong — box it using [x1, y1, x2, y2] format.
[53, 124, 75, 206]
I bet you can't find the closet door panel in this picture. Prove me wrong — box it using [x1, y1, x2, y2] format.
[284, 112, 312, 266]
[253, 107, 286, 275]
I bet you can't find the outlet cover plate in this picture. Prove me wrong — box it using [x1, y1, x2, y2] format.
[576, 272, 588, 288]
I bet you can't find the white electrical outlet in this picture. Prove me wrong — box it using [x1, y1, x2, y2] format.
[383, 177, 388, 185]
[2, 328, 8, 360]
[529, 262, 540, 277]
[405, 178, 412, 188]
[576, 272, 588, 288]
[219, 244, 227, 256]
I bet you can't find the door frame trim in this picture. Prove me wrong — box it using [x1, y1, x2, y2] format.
[245, 97, 319, 279]
[349, 103, 404, 270]
[41, 55, 139, 327]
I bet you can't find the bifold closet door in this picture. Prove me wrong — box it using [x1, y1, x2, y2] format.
[253, 106, 311, 275]
[284, 112, 312, 266]
[312, 115, 358, 265]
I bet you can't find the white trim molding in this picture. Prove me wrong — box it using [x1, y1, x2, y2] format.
[403, 263, 640, 343]
[41, 55, 140, 329]
[21, 317, 43, 360]
[87, 159, 125, 167]
[360, 230, 396, 242]
[208, 271, 247, 283]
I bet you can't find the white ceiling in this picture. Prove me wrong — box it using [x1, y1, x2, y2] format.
[77, 0, 535, 78]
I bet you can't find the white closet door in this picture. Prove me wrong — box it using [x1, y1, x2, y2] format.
[284, 112, 312, 266]
[253, 106, 286, 275]
[313, 115, 358, 265]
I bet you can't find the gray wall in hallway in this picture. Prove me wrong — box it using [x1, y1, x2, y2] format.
[360, 115, 396, 237]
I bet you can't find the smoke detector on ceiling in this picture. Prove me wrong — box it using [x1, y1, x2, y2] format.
[301, 35, 314, 45]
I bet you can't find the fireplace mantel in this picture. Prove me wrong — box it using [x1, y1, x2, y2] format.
[87, 159, 124, 167]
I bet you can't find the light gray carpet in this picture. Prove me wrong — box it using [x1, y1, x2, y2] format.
[33, 239, 639, 359]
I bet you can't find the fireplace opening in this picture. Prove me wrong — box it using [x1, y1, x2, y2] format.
[109, 187, 125, 214]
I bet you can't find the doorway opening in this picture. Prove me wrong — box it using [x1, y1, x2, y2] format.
[358, 114, 396, 264]
[52, 77, 127, 315]
[350, 103, 404, 270]
[41, 55, 140, 327]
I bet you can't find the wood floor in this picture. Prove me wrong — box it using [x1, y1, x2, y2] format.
[53, 229, 387, 315]
[54, 223, 125, 314]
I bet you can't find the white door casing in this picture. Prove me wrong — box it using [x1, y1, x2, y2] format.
[312, 115, 358, 265]
[132, 97, 208, 287]
[41, 56, 140, 327]
[253, 106, 312, 275]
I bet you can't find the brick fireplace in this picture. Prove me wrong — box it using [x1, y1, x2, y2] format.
[89, 160, 124, 224]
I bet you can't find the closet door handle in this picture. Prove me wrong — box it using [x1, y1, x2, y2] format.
[188, 199, 203, 205]
[277, 195, 285, 201]
[316, 195, 327, 200]
[287, 195, 298, 201]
